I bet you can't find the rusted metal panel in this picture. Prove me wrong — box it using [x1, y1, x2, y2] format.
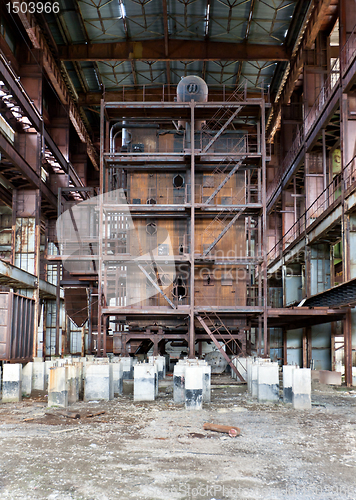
[0, 291, 34, 362]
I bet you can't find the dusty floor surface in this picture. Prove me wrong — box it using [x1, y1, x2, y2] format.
[0, 376, 356, 500]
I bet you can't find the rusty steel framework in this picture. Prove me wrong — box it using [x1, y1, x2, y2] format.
[89, 85, 270, 365]
[266, 0, 356, 386]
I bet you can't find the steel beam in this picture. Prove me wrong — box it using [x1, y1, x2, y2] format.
[0, 133, 57, 208]
[59, 40, 290, 62]
[0, 53, 83, 186]
[11, 1, 99, 170]
[0, 259, 61, 298]
[0, 53, 42, 130]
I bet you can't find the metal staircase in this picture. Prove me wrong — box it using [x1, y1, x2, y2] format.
[196, 313, 246, 381]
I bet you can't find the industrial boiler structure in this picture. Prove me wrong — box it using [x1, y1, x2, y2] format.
[53, 77, 268, 375]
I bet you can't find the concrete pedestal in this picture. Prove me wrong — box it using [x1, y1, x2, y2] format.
[185, 365, 203, 410]
[283, 365, 297, 404]
[173, 364, 186, 403]
[48, 366, 69, 408]
[113, 360, 123, 396]
[121, 357, 134, 379]
[202, 364, 211, 402]
[257, 363, 279, 403]
[232, 357, 247, 381]
[149, 356, 166, 380]
[134, 363, 156, 401]
[44, 360, 55, 390]
[251, 362, 259, 398]
[84, 363, 114, 401]
[67, 364, 80, 404]
[246, 357, 253, 393]
[292, 368, 311, 410]
[32, 360, 45, 391]
[22, 362, 33, 397]
[2, 364, 22, 402]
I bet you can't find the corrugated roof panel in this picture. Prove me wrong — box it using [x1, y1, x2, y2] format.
[78, 0, 126, 42]
[208, 0, 250, 42]
[168, 0, 207, 39]
[43, 14, 66, 45]
[97, 60, 133, 88]
[133, 61, 167, 85]
[124, 1, 165, 40]
[80, 62, 102, 92]
[61, 10, 86, 43]
[170, 61, 205, 85]
[251, 0, 297, 44]
[44, 0, 306, 99]
[63, 61, 82, 91]
[240, 59, 277, 90]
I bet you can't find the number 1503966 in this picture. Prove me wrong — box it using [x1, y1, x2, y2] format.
[6, 2, 60, 14]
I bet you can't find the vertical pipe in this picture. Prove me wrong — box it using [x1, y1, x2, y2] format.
[293, 176, 297, 225]
[43, 301, 47, 359]
[344, 308, 352, 387]
[282, 328, 287, 365]
[341, 92, 350, 283]
[189, 101, 195, 358]
[322, 128, 327, 192]
[261, 99, 268, 357]
[33, 190, 41, 359]
[81, 326, 85, 357]
[55, 262, 61, 356]
[11, 190, 17, 266]
[98, 99, 105, 356]
[302, 327, 307, 368]
[88, 286, 92, 354]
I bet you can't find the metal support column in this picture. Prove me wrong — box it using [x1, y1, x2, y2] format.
[55, 262, 61, 356]
[88, 286, 92, 354]
[261, 99, 268, 356]
[282, 328, 287, 365]
[98, 99, 105, 356]
[33, 190, 41, 358]
[189, 101, 195, 358]
[344, 308, 352, 387]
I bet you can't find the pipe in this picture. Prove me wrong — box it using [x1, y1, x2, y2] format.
[109, 122, 159, 153]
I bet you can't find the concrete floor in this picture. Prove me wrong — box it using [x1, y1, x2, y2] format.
[0, 376, 355, 499]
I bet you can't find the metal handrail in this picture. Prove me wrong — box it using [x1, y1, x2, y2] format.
[266, 124, 304, 203]
[341, 23, 356, 75]
[267, 25, 356, 206]
[304, 57, 340, 135]
[267, 154, 356, 264]
[119, 80, 270, 103]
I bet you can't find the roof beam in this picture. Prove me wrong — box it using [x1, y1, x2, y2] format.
[59, 40, 290, 62]
[11, 2, 99, 170]
[0, 133, 57, 208]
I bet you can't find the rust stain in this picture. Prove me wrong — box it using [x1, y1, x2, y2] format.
[129, 42, 143, 60]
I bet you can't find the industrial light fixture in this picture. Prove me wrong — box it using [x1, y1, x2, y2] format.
[205, 3, 210, 36]
[119, 0, 126, 19]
